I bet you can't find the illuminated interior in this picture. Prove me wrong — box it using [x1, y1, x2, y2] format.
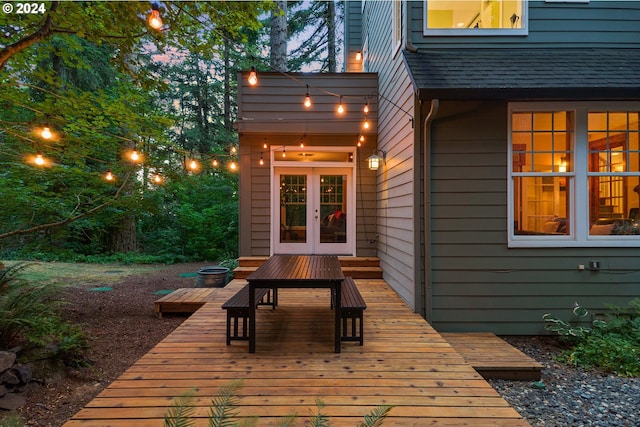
[427, 0, 523, 29]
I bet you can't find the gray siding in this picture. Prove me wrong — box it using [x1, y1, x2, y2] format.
[362, 1, 419, 309]
[237, 73, 379, 257]
[429, 100, 640, 334]
[408, 0, 640, 48]
[344, 0, 363, 72]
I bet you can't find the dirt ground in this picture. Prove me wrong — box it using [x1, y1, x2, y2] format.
[12, 262, 206, 427]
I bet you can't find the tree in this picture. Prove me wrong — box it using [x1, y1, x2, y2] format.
[0, 1, 268, 257]
[270, 0, 288, 72]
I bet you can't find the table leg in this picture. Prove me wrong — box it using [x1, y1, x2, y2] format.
[334, 281, 341, 353]
[249, 282, 256, 353]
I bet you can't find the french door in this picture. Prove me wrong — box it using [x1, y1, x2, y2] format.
[273, 167, 354, 255]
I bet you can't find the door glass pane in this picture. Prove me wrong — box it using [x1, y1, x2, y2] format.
[280, 175, 306, 243]
[319, 175, 347, 243]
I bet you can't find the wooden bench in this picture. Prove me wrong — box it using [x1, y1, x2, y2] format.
[334, 276, 366, 345]
[222, 285, 275, 345]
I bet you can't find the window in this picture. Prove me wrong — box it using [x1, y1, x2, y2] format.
[424, 0, 527, 35]
[392, 0, 402, 55]
[509, 103, 640, 247]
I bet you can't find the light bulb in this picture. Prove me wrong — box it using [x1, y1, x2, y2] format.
[300, 141, 304, 148]
[148, 9, 162, 30]
[229, 161, 237, 171]
[130, 150, 140, 162]
[363, 101, 369, 114]
[189, 160, 198, 170]
[259, 156, 264, 166]
[34, 153, 45, 166]
[153, 174, 163, 184]
[337, 96, 345, 115]
[248, 66, 258, 86]
[105, 170, 114, 181]
[230, 145, 237, 154]
[212, 158, 219, 167]
[363, 118, 370, 130]
[41, 126, 52, 139]
[304, 86, 312, 108]
[263, 139, 268, 149]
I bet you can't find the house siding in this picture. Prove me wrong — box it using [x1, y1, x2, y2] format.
[409, 0, 640, 48]
[237, 73, 379, 258]
[362, 1, 419, 309]
[344, 0, 363, 72]
[429, 100, 640, 334]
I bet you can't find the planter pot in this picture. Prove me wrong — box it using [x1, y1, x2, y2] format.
[196, 266, 230, 288]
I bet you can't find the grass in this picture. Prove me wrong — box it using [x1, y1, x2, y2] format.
[1, 260, 164, 289]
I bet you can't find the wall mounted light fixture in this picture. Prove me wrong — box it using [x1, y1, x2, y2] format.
[367, 149, 386, 171]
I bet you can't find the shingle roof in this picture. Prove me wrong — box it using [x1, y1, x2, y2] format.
[403, 48, 640, 100]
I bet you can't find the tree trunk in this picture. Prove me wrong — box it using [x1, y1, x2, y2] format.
[270, 0, 288, 72]
[108, 215, 137, 253]
[223, 35, 232, 133]
[326, 0, 337, 73]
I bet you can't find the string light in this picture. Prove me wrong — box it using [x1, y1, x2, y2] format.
[263, 139, 268, 149]
[212, 158, 219, 167]
[363, 99, 370, 114]
[41, 126, 52, 139]
[259, 154, 264, 165]
[357, 135, 365, 147]
[229, 160, 238, 171]
[303, 85, 312, 108]
[337, 96, 345, 115]
[105, 169, 114, 181]
[130, 149, 140, 162]
[188, 159, 199, 171]
[34, 152, 45, 166]
[248, 66, 258, 86]
[282, 147, 286, 158]
[362, 115, 370, 130]
[148, 3, 163, 30]
[153, 174, 163, 184]
[230, 145, 237, 154]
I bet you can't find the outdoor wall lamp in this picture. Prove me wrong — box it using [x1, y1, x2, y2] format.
[367, 150, 386, 171]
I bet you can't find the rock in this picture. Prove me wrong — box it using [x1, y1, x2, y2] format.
[0, 370, 19, 385]
[0, 351, 16, 373]
[0, 392, 26, 410]
[0, 385, 6, 397]
[12, 365, 32, 384]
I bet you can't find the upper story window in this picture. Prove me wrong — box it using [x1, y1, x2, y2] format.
[424, 0, 528, 36]
[509, 103, 640, 247]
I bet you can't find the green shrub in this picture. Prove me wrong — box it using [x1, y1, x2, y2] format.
[544, 299, 640, 377]
[0, 263, 88, 365]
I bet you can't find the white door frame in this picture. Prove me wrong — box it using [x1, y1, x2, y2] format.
[270, 147, 356, 256]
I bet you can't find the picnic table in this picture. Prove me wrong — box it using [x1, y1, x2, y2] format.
[246, 255, 345, 353]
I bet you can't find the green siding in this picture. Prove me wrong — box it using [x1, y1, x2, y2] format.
[429, 100, 640, 334]
[409, 0, 640, 48]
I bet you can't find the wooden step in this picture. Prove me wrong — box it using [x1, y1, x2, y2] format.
[235, 257, 382, 279]
[154, 288, 216, 318]
[441, 332, 543, 381]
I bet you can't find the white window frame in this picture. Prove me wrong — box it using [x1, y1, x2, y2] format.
[392, 0, 402, 57]
[508, 102, 640, 248]
[423, 0, 528, 36]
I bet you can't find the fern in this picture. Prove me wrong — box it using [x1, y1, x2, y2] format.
[356, 405, 394, 427]
[164, 389, 196, 427]
[308, 399, 330, 427]
[208, 380, 243, 427]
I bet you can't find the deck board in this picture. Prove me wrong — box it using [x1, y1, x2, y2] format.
[64, 279, 530, 427]
[441, 332, 543, 380]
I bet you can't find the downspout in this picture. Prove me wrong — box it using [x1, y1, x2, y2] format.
[422, 99, 439, 320]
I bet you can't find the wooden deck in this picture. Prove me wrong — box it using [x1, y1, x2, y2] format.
[154, 287, 215, 318]
[441, 333, 543, 380]
[63, 279, 530, 427]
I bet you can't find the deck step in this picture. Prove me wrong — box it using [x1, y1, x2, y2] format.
[235, 257, 382, 279]
[154, 288, 216, 318]
[441, 332, 543, 380]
